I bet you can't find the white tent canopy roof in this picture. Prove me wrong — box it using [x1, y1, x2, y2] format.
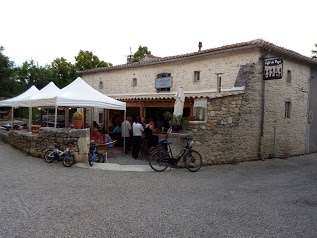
[0, 77, 126, 111]
[55, 77, 126, 110]
[0, 86, 39, 107]
[15, 82, 61, 108]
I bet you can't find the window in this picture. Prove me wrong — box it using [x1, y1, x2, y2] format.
[194, 71, 200, 82]
[156, 73, 172, 92]
[132, 78, 137, 87]
[157, 88, 170, 92]
[285, 101, 291, 118]
[99, 81, 103, 89]
[287, 70, 292, 83]
[99, 113, 104, 124]
[157, 73, 171, 78]
[216, 74, 222, 93]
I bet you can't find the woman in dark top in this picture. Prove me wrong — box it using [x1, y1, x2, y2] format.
[144, 118, 158, 148]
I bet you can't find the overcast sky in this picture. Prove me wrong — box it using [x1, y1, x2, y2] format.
[1, 0, 316, 67]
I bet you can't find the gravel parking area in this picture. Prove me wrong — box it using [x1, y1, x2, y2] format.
[0, 141, 316, 238]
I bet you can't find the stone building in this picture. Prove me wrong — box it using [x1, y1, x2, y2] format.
[79, 39, 317, 164]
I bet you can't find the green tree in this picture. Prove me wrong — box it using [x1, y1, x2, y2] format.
[75, 50, 111, 71]
[312, 43, 317, 59]
[50, 57, 77, 88]
[133, 45, 151, 62]
[0, 46, 18, 97]
[14, 59, 51, 90]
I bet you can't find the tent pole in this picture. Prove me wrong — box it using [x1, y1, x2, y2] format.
[28, 107, 32, 131]
[123, 110, 126, 154]
[11, 107, 14, 130]
[54, 106, 57, 128]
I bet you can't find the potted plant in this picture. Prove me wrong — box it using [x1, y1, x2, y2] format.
[163, 111, 188, 132]
[72, 111, 83, 129]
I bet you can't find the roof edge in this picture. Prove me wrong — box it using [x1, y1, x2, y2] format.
[79, 39, 317, 75]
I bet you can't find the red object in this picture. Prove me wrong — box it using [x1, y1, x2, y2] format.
[90, 131, 103, 141]
[72, 119, 83, 129]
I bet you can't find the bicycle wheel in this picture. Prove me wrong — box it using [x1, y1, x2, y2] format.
[88, 153, 94, 166]
[149, 149, 169, 172]
[96, 153, 105, 163]
[62, 153, 75, 167]
[184, 150, 202, 172]
[44, 149, 55, 163]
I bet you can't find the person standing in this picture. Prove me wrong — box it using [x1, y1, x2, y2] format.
[121, 116, 132, 154]
[132, 116, 144, 159]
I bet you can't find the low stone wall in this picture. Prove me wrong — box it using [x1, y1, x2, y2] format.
[0, 127, 90, 162]
[186, 94, 249, 165]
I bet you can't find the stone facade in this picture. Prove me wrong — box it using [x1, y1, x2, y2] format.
[263, 59, 310, 158]
[0, 128, 90, 162]
[80, 39, 317, 164]
[82, 50, 259, 95]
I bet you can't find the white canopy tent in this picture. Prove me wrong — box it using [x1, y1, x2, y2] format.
[0, 86, 39, 129]
[0, 86, 39, 107]
[52, 77, 126, 127]
[55, 77, 126, 110]
[12, 82, 61, 130]
[18, 82, 61, 108]
[0, 78, 127, 152]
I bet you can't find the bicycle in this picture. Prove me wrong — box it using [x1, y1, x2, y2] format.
[88, 141, 105, 166]
[149, 137, 202, 172]
[44, 139, 77, 167]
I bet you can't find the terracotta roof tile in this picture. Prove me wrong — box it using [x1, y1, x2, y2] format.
[109, 91, 244, 101]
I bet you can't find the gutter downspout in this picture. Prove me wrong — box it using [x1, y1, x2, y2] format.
[259, 49, 271, 160]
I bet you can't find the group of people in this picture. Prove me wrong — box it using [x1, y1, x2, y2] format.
[90, 116, 171, 160]
[121, 116, 163, 160]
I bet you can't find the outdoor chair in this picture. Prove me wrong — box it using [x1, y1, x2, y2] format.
[97, 140, 117, 163]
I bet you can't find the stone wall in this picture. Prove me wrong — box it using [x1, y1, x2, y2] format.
[263, 58, 310, 158]
[82, 49, 260, 95]
[185, 63, 262, 165]
[0, 128, 90, 162]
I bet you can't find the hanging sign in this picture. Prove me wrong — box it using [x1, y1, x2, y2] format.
[264, 58, 283, 80]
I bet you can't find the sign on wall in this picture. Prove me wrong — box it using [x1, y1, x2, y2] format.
[155, 77, 173, 89]
[194, 98, 207, 121]
[264, 58, 283, 80]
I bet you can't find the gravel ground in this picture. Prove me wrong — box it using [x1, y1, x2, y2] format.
[0, 141, 316, 238]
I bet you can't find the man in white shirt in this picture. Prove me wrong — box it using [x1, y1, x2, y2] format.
[132, 116, 144, 159]
[121, 116, 132, 154]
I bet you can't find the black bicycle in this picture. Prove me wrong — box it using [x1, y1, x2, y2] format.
[44, 139, 77, 167]
[149, 137, 202, 172]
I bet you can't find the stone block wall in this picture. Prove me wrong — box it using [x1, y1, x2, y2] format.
[0, 128, 90, 162]
[185, 63, 262, 165]
[82, 49, 260, 95]
[263, 58, 310, 158]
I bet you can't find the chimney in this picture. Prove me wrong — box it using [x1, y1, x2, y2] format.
[198, 42, 202, 52]
[127, 55, 133, 64]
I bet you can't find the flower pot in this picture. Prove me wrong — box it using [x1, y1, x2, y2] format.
[188, 115, 196, 121]
[72, 119, 83, 129]
[31, 125, 41, 134]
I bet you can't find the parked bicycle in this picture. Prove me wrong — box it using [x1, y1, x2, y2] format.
[88, 141, 105, 166]
[149, 137, 202, 172]
[44, 139, 77, 167]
